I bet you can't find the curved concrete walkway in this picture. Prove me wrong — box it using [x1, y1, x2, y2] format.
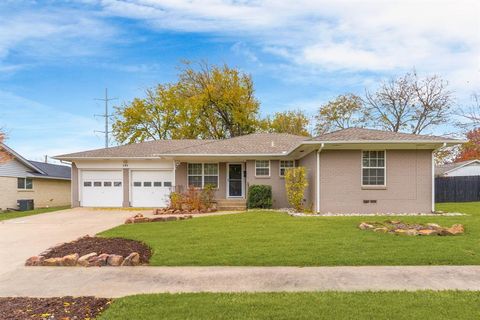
[1, 266, 480, 298]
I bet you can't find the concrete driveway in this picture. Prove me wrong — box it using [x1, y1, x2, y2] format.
[0, 208, 143, 276]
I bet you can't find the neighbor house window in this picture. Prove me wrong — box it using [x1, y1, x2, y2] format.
[279, 160, 295, 177]
[17, 178, 33, 190]
[255, 160, 270, 177]
[362, 151, 386, 186]
[187, 163, 219, 188]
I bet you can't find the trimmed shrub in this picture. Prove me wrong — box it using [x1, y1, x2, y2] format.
[285, 167, 308, 212]
[247, 185, 273, 209]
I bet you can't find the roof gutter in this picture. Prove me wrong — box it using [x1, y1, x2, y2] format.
[316, 143, 324, 213]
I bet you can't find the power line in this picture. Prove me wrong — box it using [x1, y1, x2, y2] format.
[94, 88, 117, 148]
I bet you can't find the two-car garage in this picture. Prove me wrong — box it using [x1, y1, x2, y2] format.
[78, 160, 175, 208]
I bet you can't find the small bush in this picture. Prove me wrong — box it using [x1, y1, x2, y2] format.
[169, 192, 182, 210]
[200, 184, 215, 208]
[247, 185, 272, 209]
[285, 167, 308, 212]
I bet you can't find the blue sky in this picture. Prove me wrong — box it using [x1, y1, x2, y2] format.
[0, 0, 478, 161]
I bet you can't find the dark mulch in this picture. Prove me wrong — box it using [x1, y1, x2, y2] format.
[0, 296, 111, 320]
[42, 236, 152, 264]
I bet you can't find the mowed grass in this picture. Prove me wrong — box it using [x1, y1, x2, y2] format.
[99, 291, 480, 320]
[0, 206, 70, 222]
[99, 202, 480, 266]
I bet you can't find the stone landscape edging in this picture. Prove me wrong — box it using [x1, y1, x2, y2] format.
[25, 251, 142, 267]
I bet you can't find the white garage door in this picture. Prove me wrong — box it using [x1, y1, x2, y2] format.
[81, 170, 123, 207]
[131, 170, 173, 207]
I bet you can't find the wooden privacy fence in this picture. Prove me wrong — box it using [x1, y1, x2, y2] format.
[435, 176, 480, 203]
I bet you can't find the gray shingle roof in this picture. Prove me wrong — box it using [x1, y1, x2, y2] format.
[55, 133, 307, 158]
[435, 160, 480, 176]
[55, 129, 463, 160]
[55, 139, 213, 158]
[310, 127, 458, 142]
[163, 133, 308, 155]
[29, 161, 71, 179]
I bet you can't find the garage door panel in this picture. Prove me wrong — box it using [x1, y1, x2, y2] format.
[81, 170, 123, 207]
[131, 170, 173, 207]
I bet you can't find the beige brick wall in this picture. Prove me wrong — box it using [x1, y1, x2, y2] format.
[0, 177, 18, 210]
[319, 149, 433, 214]
[0, 177, 71, 210]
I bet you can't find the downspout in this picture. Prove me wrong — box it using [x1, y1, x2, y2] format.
[432, 143, 447, 212]
[316, 143, 325, 213]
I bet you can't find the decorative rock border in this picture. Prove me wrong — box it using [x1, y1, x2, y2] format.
[26, 252, 141, 267]
[287, 211, 466, 217]
[125, 213, 192, 224]
[358, 220, 465, 236]
[154, 207, 217, 215]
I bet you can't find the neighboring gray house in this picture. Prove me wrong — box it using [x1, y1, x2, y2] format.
[54, 128, 464, 214]
[436, 160, 480, 177]
[0, 144, 71, 210]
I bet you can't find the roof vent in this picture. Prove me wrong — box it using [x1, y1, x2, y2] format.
[271, 141, 275, 147]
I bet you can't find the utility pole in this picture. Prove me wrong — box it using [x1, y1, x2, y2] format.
[94, 88, 117, 148]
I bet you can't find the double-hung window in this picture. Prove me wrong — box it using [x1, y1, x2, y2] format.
[255, 160, 270, 177]
[362, 151, 386, 186]
[279, 160, 295, 177]
[187, 163, 219, 188]
[18, 177, 33, 190]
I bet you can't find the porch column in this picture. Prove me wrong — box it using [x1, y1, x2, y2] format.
[122, 168, 130, 207]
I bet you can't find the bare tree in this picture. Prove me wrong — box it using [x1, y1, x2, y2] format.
[458, 93, 480, 128]
[365, 71, 453, 134]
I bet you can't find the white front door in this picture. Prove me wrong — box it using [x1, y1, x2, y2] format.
[81, 170, 123, 207]
[131, 170, 173, 207]
[227, 163, 244, 198]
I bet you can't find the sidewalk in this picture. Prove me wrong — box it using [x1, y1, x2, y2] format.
[1, 265, 479, 298]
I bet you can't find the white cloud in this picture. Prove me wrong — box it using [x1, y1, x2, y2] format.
[86, 0, 480, 95]
[0, 6, 118, 64]
[0, 90, 104, 159]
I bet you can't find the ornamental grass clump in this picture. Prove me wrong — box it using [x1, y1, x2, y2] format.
[285, 167, 308, 212]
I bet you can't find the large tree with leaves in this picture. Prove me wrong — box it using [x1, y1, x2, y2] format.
[113, 62, 262, 143]
[113, 84, 188, 143]
[266, 110, 311, 136]
[365, 71, 453, 134]
[454, 128, 480, 162]
[314, 94, 367, 135]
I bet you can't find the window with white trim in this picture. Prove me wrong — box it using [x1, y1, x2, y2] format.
[362, 151, 386, 186]
[17, 177, 33, 190]
[279, 160, 295, 177]
[187, 163, 219, 188]
[255, 160, 270, 177]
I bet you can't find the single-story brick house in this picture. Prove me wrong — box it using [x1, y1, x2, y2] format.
[54, 128, 464, 214]
[0, 144, 71, 210]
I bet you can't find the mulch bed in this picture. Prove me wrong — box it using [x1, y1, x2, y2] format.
[43, 236, 152, 264]
[0, 296, 110, 320]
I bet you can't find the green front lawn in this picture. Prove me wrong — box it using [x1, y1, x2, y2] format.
[100, 202, 480, 266]
[99, 291, 480, 320]
[0, 206, 70, 221]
